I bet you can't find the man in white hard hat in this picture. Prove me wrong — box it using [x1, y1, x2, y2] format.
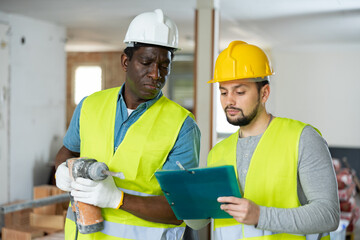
[55, 9, 200, 240]
[186, 41, 339, 239]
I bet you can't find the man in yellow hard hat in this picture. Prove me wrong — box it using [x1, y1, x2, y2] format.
[186, 41, 339, 239]
[54, 9, 200, 240]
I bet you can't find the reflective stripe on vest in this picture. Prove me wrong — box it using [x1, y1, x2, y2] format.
[208, 118, 329, 240]
[65, 87, 192, 239]
[119, 187, 158, 197]
[213, 224, 330, 240]
[306, 233, 330, 240]
[66, 208, 185, 240]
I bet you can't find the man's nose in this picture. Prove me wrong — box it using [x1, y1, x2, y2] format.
[148, 64, 161, 80]
[224, 93, 236, 106]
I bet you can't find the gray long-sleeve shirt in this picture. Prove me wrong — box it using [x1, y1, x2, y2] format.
[237, 125, 340, 234]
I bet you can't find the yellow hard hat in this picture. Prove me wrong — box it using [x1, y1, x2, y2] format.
[208, 41, 274, 83]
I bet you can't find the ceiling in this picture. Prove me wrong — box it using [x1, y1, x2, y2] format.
[1, 0, 360, 53]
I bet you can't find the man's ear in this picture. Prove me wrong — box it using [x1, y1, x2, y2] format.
[261, 84, 270, 104]
[121, 53, 128, 72]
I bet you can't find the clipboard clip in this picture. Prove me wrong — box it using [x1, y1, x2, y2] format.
[176, 161, 195, 174]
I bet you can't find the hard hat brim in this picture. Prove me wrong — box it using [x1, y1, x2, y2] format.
[124, 41, 180, 51]
[208, 75, 273, 84]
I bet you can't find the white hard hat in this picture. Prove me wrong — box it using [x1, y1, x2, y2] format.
[124, 9, 178, 49]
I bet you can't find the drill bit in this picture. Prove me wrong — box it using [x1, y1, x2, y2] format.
[102, 170, 125, 179]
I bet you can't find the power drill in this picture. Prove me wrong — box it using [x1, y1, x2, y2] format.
[66, 157, 124, 234]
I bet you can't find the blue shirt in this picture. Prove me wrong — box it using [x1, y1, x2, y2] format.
[64, 85, 200, 170]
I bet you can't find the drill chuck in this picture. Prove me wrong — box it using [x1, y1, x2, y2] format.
[71, 158, 109, 181]
[88, 162, 109, 181]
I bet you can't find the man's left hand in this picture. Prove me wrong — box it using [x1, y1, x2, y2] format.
[71, 176, 123, 209]
[218, 196, 260, 225]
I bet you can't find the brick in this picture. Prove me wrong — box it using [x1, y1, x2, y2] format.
[33, 185, 57, 215]
[3, 200, 31, 227]
[32, 231, 64, 240]
[30, 213, 65, 230]
[1, 226, 44, 240]
[51, 187, 69, 214]
[33, 185, 69, 215]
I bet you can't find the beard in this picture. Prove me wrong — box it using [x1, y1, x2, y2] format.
[225, 100, 260, 127]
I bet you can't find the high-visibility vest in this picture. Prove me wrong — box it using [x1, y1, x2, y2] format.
[207, 118, 330, 240]
[65, 87, 193, 240]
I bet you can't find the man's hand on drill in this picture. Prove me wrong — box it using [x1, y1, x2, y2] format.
[55, 162, 73, 192]
[71, 176, 124, 209]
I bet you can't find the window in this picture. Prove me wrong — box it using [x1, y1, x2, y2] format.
[74, 66, 102, 105]
[168, 58, 194, 113]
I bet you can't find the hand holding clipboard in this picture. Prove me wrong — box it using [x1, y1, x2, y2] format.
[155, 165, 241, 220]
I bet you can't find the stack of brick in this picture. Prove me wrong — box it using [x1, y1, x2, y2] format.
[1, 185, 69, 240]
[31, 185, 68, 231]
[333, 158, 360, 235]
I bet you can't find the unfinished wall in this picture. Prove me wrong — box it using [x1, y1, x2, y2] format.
[0, 11, 66, 203]
[66, 52, 125, 127]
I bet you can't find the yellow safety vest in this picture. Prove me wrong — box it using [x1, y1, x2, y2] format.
[207, 118, 330, 240]
[65, 87, 192, 240]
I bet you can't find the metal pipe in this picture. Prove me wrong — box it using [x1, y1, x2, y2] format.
[0, 193, 69, 231]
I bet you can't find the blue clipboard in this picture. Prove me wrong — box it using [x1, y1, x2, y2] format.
[154, 165, 241, 219]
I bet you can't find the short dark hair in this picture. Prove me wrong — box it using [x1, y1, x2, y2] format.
[255, 80, 269, 93]
[124, 43, 175, 60]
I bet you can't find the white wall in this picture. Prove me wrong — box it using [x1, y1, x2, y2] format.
[268, 44, 360, 148]
[0, 11, 66, 203]
[0, 21, 10, 205]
